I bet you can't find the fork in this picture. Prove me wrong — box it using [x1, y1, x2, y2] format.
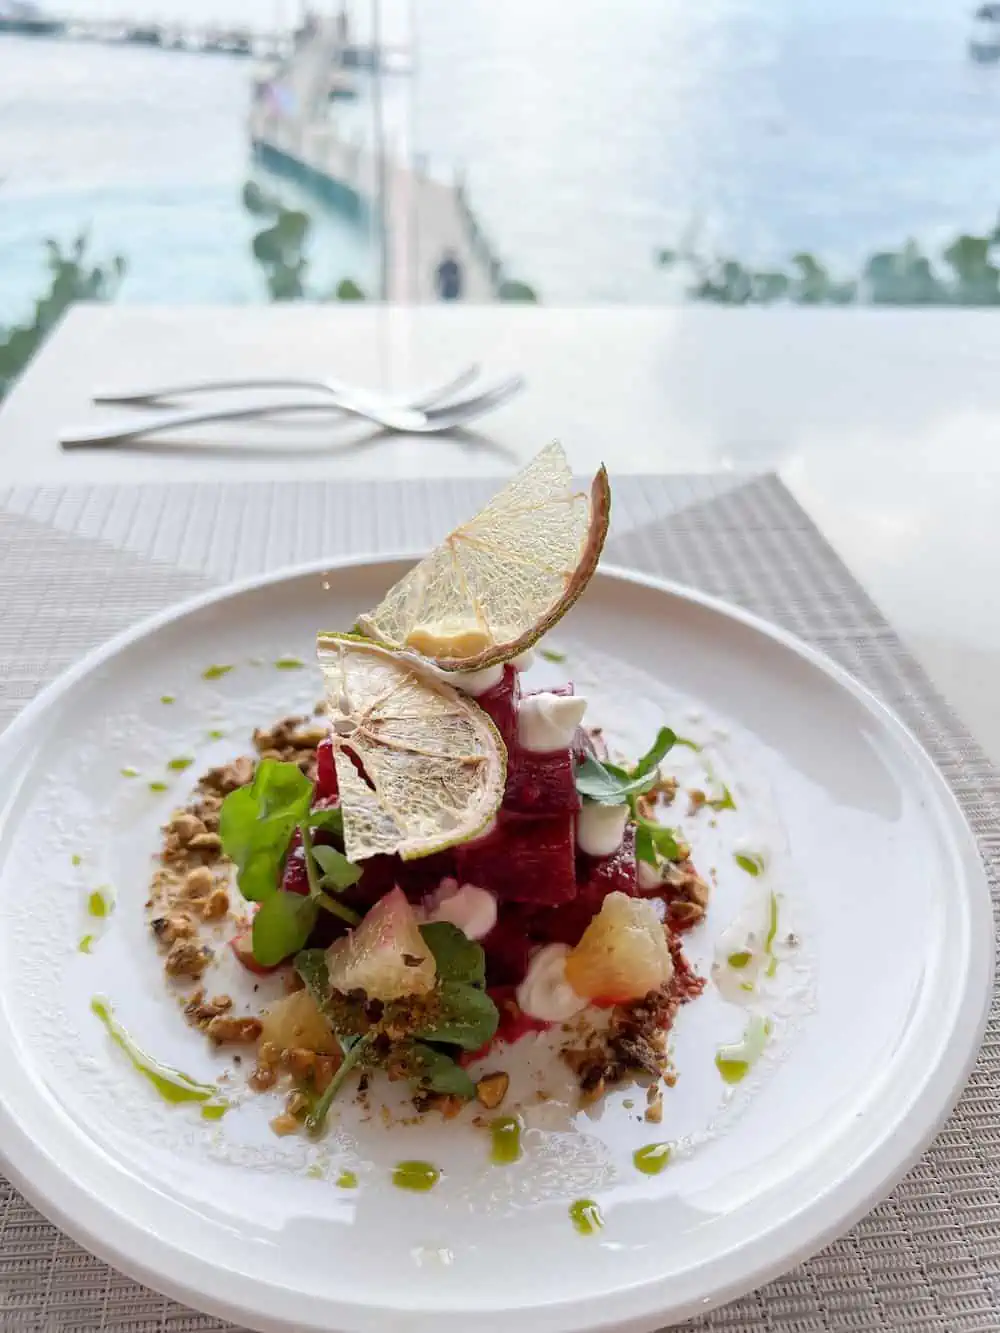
[91, 364, 481, 410]
[60, 375, 525, 449]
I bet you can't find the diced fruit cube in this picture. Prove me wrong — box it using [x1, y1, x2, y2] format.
[326, 886, 436, 1000]
[475, 664, 520, 750]
[504, 743, 581, 815]
[316, 737, 339, 799]
[564, 892, 674, 1005]
[230, 921, 279, 975]
[259, 989, 339, 1054]
[456, 811, 577, 905]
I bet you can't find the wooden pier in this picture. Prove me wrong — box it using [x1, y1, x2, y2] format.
[249, 18, 505, 302]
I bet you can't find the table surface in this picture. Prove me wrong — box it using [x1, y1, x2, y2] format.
[2, 302, 998, 764]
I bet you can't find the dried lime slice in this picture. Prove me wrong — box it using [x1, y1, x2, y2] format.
[316, 634, 506, 861]
[353, 441, 611, 670]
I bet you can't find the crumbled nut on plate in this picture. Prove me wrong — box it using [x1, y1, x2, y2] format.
[164, 941, 213, 979]
[205, 1015, 263, 1045]
[151, 912, 196, 946]
[475, 1071, 510, 1110]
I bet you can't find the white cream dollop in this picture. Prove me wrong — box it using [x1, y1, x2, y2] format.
[510, 647, 536, 672]
[446, 663, 504, 697]
[576, 802, 628, 857]
[516, 943, 588, 1022]
[516, 691, 587, 753]
[423, 880, 498, 941]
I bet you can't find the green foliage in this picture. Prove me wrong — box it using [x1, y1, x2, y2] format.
[659, 221, 1000, 306]
[0, 233, 125, 399]
[242, 178, 367, 302]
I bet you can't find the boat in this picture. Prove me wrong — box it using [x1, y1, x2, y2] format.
[970, 4, 1000, 62]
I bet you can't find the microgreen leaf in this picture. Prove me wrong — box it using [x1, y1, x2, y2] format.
[252, 892, 318, 966]
[419, 922, 486, 987]
[305, 1032, 373, 1136]
[708, 784, 737, 811]
[408, 1042, 477, 1098]
[575, 755, 658, 805]
[218, 759, 313, 902]
[306, 806, 344, 836]
[311, 844, 363, 890]
[635, 819, 684, 866]
[295, 948, 332, 1009]
[415, 981, 498, 1050]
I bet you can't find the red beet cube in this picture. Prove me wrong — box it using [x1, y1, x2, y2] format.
[538, 827, 638, 946]
[475, 664, 520, 751]
[504, 743, 581, 815]
[483, 907, 535, 985]
[281, 830, 310, 895]
[357, 849, 456, 906]
[456, 811, 577, 904]
[315, 737, 338, 799]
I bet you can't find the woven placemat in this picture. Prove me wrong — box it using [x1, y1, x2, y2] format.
[0, 473, 997, 1333]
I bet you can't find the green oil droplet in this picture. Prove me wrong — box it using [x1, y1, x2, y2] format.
[490, 1116, 522, 1165]
[337, 1170, 358, 1189]
[160, 694, 176, 705]
[120, 766, 140, 778]
[207, 729, 226, 741]
[570, 1199, 604, 1236]
[305, 1163, 325, 1179]
[716, 1057, 750, 1084]
[78, 934, 95, 954]
[633, 1142, 672, 1175]
[539, 648, 567, 663]
[87, 888, 114, 918]
[622, 1098, 635, 1110]
[715, 1015, 770, 1085]
[274, 656, 304, 670]
[727, 950, 752, 969]
[202, 664, 234, 680]
[200, 1102, 229, 1121]
[167, 756, 193, 772]
[734, 852, 762, 876]
[392, 1160, 439, 1192]
[91, 996, 217, 1106]
[149, 780, 169, 793]
[71, 853, 82, 867]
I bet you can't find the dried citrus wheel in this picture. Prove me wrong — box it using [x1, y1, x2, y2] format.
[353, 441, 611, 671]
[316, 633, 506, 862]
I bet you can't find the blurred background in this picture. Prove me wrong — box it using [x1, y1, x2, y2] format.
[5, 0, 1000, 394]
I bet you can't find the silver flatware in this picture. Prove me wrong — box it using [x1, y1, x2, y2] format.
[60, 375, 524, 450]
[91, 364, 481, 410]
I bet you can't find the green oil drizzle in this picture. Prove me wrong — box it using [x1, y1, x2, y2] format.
[90, 996, 219, 1106]
[71, 853, 82, 867]
[274, 656, 304, 670]
[392, 1161, 440, 1192]
[149, 780, 169, 793]
[120, 766, 140, 778]
[87, 888, 114, 918]
[570, 1199, 604, 1235]
[674, 736, 702, 752]
[633, 1142, 672, 1176]
[539, 648, 567, 663]
[765, 891, 779, 975]
[200, 1102, 229, 1121]
[78, 934, 95, 954]
[167, 756, 193, 772]
[715, 1015, 771, 1085]
[490, 1116, 522, 1165]
[727, 949, 753, 969]
[735, 852, 764, 876]
[202, 664, 234, 680]
[207, 729, 226, 740]
[160, 694, 176, 705]
[337, 1169, 359, 1189]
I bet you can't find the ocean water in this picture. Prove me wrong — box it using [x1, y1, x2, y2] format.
[3, 0, 1000, 312]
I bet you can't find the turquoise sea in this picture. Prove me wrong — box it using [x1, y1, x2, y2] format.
[3, 0, 1000, 311]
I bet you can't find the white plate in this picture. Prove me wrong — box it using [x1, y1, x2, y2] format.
[0, 559, 991, 1333]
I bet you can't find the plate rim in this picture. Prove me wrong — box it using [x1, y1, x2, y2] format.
[0, 554, 992, 1333]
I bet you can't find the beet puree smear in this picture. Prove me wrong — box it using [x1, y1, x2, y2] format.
[275, 674, 703, 1016]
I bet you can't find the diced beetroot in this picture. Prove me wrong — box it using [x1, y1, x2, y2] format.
[356, 849, 457, 906]
[475, 665, 520, 750]
[578, 825, 638, 899]
[536, 827, 639, 947]
[316, 737, 338, 799]
[483, 907, 535, 985]
[281, 831, 310, 895]
[456, 810, 577, 905]
[504, 742, 581, 816]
